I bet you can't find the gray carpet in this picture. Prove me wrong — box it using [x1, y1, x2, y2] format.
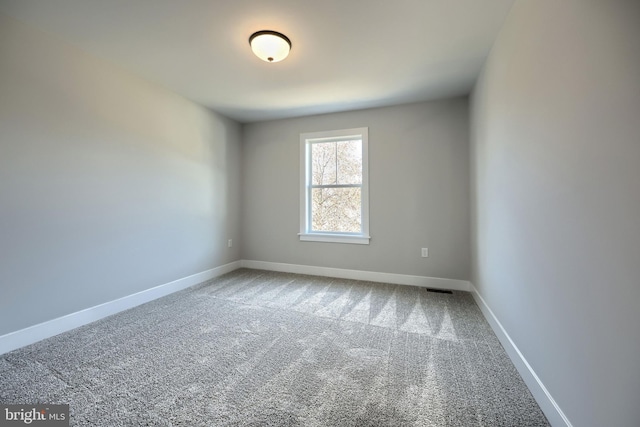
[0, 269, 549, 426]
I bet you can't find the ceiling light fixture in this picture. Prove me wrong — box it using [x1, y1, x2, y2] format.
[249, 30, 291, 63]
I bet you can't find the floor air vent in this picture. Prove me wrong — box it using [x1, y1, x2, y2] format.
[426, 288, 453, 294]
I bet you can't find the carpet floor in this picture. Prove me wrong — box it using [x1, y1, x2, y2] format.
[0, 269, 549, 426]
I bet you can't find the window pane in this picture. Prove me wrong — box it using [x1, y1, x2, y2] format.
[311, 142, 336, 185]
[311, 187, 361, 233]
[337, 140, 362, 185]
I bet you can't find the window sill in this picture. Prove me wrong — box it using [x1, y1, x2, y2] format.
[298, 233, 371, 245]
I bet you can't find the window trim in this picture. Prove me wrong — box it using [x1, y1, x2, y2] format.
[299, 127, 370, 245]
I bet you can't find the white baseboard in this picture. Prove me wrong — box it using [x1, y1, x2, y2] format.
[0, 258, 570, 427]
[0, 260, 465, 355]
[470, 284, 573, 427]
[240, 260, 471, 292]
[0, 261, 241, 355]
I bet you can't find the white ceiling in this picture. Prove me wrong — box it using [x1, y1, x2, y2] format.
[0, 0, 515, 123]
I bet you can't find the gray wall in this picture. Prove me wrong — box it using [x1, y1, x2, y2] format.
[0, 14, 242, 336]
[241, 99, 470, 280]
[470, 1, 640, 426]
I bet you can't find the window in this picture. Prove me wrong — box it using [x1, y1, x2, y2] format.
[299, 127, 370, 244]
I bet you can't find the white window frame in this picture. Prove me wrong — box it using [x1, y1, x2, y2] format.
[299, 127, 370, 244]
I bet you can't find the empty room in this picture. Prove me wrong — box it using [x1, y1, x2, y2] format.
[1, 1, 638, 426]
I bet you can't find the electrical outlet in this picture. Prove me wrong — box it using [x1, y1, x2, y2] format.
[228, 239, 233, 248]
[421, 248, 429, 258]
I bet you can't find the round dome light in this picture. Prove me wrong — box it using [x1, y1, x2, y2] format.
[249, 30, 291, 63]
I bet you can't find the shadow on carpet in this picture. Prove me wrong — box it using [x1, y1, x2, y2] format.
[0, 269, 549, 426]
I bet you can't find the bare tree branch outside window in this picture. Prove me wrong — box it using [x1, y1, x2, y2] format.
[310, 139, 362, 233]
